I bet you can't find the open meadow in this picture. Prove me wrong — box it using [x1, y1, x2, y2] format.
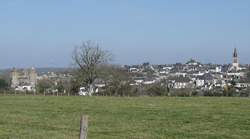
[0, 96, 250, 139]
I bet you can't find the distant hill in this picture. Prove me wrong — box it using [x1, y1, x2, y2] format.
[0, 67, 73, 76]
[35, 67, 73, 74]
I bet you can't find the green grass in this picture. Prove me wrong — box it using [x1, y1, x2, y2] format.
[0, 96, 250, 139]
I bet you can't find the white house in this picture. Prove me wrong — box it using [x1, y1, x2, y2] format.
[168, 76, 193, 89]
[129, 67, 140, 73]
[133, 77, 145, 85]
[78, 87, 88, 96]
[15, 85, 35, 92]
[195, 79, 205, 87]
[143, 78, 156, 85]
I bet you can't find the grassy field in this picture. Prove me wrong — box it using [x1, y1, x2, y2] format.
[0, 96, 250, 139]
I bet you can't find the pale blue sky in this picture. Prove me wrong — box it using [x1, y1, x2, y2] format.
[0, 0, 249, 68]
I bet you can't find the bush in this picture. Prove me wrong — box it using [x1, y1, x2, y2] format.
[204, 90, 223, 96]
[36, 79, 54, 94]
[0, 78, 9, 90]
[144, 84, 169, 96]
[169, 88, 193, 97]
[103, 81, 136, 96]
[238, 87, 250, 97]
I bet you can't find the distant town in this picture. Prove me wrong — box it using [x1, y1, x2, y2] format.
[1, 48, 250, 96]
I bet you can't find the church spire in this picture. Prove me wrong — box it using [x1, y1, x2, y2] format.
[233, 48, 237, 57]
[231, 48, 239, 71]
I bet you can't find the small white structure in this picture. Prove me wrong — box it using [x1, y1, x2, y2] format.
[159, 70, 168, 74]
[168, 76, 193, 89]
[78, 85, 100, 96]
[227, 72, 244, 78]
[173, 82, 191, 89]
[209, 67, 222, 73]
[235, 83, 250, 88]
[163, 66, 173, 70]
[215, 66, 222, 73]
[134, 77, 145, 85]
[174, 72, 187, 77]
[143, 79, 156, 85]
[79, 87, 88, 96]
[15, 85, 35, 92]
[186, 59, 200, 66]
[195, 79, 205, 87]
[193, 71, 205, 77]
[129, 67, 140, 73]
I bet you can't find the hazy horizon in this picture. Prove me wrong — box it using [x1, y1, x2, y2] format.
[0, 0, 249, 69]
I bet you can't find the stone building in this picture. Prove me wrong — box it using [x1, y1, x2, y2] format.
[11, 67, 37, 92]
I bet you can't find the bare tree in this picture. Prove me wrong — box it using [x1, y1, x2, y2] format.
[72, 40, 111, 95]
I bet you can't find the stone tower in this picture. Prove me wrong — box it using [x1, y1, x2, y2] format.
[10, 67, 38, 91]
[11, 68, 19, 88]
[29, 67, 37, 88]
[232, 48, 239, 71]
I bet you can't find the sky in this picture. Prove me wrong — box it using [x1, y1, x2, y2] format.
[0, 0, 249, 68]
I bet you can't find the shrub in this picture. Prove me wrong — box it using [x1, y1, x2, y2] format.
[144, 84, 169, 96]
[169, 88, 193, 97]
[0, 78, 9, 90]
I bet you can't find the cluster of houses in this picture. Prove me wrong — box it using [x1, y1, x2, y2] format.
[9, 48, 250, 95]
[125, 48, 250, 91]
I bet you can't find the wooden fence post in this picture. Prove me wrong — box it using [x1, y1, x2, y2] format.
[80, 115, 88, 139]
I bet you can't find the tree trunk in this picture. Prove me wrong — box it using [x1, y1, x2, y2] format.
[88, 84, 94, 96]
